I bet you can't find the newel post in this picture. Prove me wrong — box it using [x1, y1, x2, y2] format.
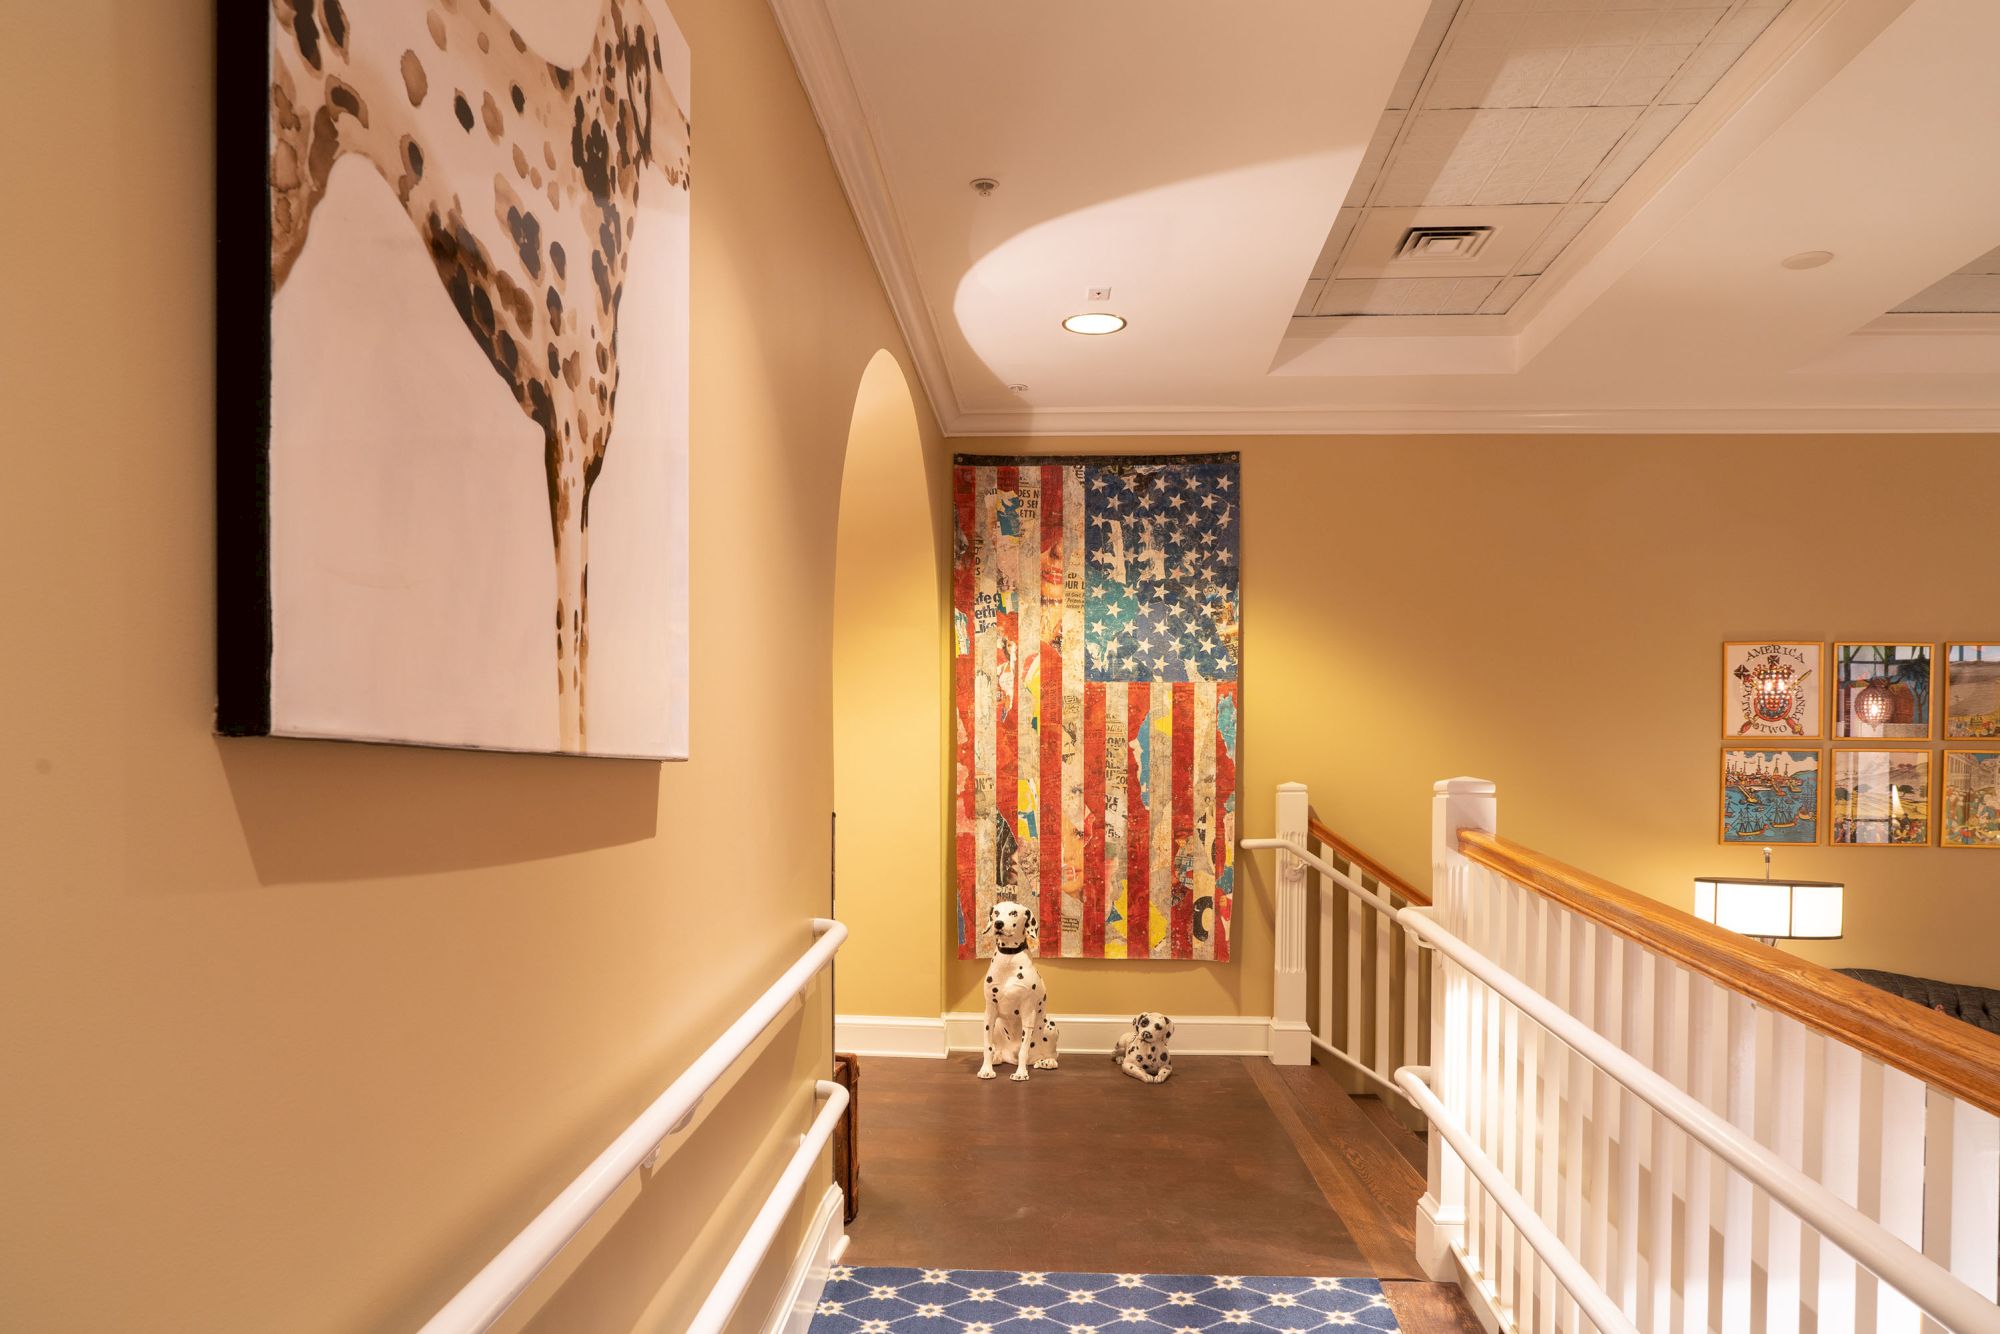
[1416, 776, 1497, 1280]
[1269, 781, 1312, 1066]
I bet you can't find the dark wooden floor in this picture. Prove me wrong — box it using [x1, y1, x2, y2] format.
[845, 1053, 1481, 1334]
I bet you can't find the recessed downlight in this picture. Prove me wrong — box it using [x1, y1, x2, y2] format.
[1062, 311, 1127, 335]
[1781, 250, 1835, 270]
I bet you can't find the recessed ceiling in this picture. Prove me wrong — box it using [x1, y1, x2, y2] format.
[1892, 246, 2000, 314]
[1300, 0, 1790, 320]
[769, 0, 2000, 433]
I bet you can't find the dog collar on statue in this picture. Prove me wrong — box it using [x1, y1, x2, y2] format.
[996, 942, 1029, 955]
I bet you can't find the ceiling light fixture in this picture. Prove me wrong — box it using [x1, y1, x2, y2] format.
[1062, 312, 1126, 335]
[1781, 250, 1835, 270]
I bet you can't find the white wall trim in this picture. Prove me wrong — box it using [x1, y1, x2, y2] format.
[761, 1182, 847, 1334]
[837, 1012, 1273, 1057]
[765, 0, 963, 429]
[944, 404, 2000, 437]
[834, 1015, 949, 1058]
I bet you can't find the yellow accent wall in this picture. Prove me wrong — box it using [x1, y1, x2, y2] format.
[0, 2, 937, 1329]
[924, 433, 2000, 1019]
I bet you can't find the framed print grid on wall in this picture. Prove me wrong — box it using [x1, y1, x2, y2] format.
[1828, 748, 1933, 847]
[1722, 642, 1822, 739]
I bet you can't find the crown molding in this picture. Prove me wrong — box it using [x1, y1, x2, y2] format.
[946, 404, 2000, 438]
[766, 0, 963, 425]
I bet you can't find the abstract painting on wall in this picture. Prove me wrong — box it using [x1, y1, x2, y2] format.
[952, 455, 1241, 961]
[1722, 642, 1822, 739]
[1720, 749, 1819, 845]
[217, 0, 692, 759]
[1829, 749, 1931, 846]
[1944, 644, 2000, 740]
[1831, 642, 1932, 740]
[1942, 751, 2000, 849]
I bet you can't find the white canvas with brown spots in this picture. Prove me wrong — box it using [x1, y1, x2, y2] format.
[266, 0, 689, 757]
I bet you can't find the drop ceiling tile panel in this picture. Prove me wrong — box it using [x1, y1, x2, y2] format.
[1479, 275, 1537, 314]
[1891, 274, 2000, 315]
[1388, 0, 1466, 110]
[1956, 246, 2000, 276]
[1377, 105, 1641, 206]
[1515, 201, 1602, 273]
[1317, 276, 1503, 316]
[1580, 102, 1692, 201]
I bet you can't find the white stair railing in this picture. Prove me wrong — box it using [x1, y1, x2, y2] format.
[1248, 782, 1429, 1103]
[1256, 779, 2000, 1334]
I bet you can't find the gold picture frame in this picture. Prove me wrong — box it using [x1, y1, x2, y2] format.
[1827, 748, 1933, 847]
[1722, 641, 1824, 740]
[1720, 748, 1821, 846]
[1830, 642, 1934, 740]
[1941, 749, 2000, 849]
[1943, 643, 2000, 741]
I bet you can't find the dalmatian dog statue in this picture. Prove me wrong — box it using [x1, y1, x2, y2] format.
[1112, 1012, 1175, 1084]
[977, 901, 1060, 1081]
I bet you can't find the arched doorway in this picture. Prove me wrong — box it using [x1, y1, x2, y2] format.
[831, 350, 944, 1029]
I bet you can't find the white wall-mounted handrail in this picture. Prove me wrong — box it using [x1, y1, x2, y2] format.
[1398, 904, 2000, 1334]
[420, 917, 848, 1334]
[1242, 836, 1401, 918]
[686, 1079, 849, 1334]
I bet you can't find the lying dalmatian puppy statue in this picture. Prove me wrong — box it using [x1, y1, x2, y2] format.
[1112, 1012, 1175, 1084]
[977, 901, 1060, 1082]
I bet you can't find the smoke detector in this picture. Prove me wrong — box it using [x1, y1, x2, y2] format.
[1395, 225, 1495, 260]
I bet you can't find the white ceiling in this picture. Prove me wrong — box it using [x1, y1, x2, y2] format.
[769, 0, 2000, 434]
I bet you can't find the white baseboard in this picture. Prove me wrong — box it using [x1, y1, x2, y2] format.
[762, 1182, 846, 1334]
[837, 1012, 1273, 1058]
[943, 1011, 1272, 1056]
[835, 1015, 949, 1058]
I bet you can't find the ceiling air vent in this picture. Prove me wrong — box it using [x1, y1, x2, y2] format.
[1395, 225, 1495, 260]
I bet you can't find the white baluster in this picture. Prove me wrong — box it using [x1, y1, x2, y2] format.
[1611, 940, 1643, 1323]
[1721, 992, 1756, 1334]
[1683, 974, 1718, 1334]
[1562, 911, 1591, 1334]
[1500, 878, 1524, 1320]
[1317, 863, 1335, 1048]
[1587, 922, 1618, 1302]
[1405, 928, 1423, 1072]
[1876, 1066, 1926, 1334]
[1923, 1091, 2000, 1330]
[1647, 956, 1679, 1334]
[1767, 1017, 1807, 1334]
[1376, 883, 1394, 1089]
[1348, 874, 1365, 1076]
[1816, 1042, 1862, 1334]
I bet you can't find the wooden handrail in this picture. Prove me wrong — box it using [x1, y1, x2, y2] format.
[1456, 829, 2000, 1118]
[1308, 815, 1430, 907]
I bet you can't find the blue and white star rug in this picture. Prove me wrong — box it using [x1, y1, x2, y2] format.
[808, 1266, 1398, 1332]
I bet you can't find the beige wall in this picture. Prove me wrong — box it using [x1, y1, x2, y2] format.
[0, 1, 937, 1329]
[937, 433, 2000, 1012]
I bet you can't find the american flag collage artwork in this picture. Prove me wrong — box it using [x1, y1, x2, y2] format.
[953, 454, 1240, 961]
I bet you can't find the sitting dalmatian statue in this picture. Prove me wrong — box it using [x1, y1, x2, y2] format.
[1112, 1012, 1175, 1084]
[977, 901, 1060, 1081]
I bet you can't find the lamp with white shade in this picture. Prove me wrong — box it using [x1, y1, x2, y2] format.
[1694, 848, 1843, 948]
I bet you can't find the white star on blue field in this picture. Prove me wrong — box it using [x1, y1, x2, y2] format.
[1083, 460, 1240, 684]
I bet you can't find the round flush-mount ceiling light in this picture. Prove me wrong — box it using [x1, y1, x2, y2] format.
[1062, 312, 1127, 335]
[1781, 250, 1835, 270]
